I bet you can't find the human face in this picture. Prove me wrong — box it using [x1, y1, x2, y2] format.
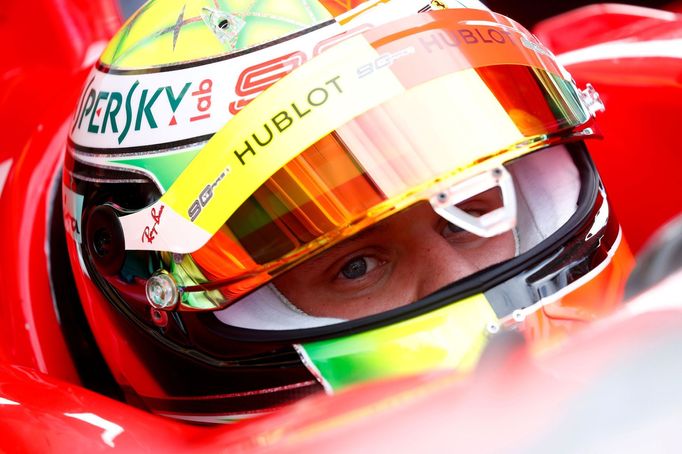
[274, 190, 516, 319]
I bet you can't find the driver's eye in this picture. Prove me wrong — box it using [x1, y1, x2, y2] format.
[444, 222, 465, 235]
[339, 256, 379, 280]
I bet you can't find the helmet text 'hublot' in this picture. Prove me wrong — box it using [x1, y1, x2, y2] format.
[233, 75, 344, 166]
[418, 27, 512, 53]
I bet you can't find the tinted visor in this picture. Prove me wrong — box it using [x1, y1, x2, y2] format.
[216, 144, 585, 328]
[172, 9, 593, 310]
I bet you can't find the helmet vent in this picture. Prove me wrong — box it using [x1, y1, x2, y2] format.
[85, 205, 125, 276]
[201, 8, 246, 51]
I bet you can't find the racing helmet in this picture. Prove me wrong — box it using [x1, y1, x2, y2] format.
[63, 0, 634, 423]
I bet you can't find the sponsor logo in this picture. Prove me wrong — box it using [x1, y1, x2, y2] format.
[63, 187, 83, 244]
[187, 167, 231, 222]
[190, 79, 213, 122]
[71, 23, 379, 148]
[65, 211, 81, 236]
[229, 52, 307, 115]
[357, 47, 415, 78]
[74, 79, 213, 144]
[417, 27, 513, 53]
[415, 24, 553, 58]
[232, 75, 343, 167]
[142, 205, 165, 243]
[228, 25, 370, 115]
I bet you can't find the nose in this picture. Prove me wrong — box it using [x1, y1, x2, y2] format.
[414, 235, 478, 300]
[397, 205, 478, 300]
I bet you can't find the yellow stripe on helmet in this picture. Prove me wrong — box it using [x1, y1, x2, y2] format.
[161, 34, 405, 236]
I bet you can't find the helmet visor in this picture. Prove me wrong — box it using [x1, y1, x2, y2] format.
[167, 9, 593, 310]
[214, 144, 584, 328]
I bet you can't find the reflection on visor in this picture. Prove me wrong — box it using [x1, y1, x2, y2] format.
[213, 145, 581, 328]
[169, 9, 591, 311]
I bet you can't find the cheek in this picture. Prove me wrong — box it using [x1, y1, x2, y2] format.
[468, 231, 516, 268]
[274, 265, 417, 319]
[273, 274, 368, 318]
[329, 283, 416, 319]
[272, 274, 318, 314]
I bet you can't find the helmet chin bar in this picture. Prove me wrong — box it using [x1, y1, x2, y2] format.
[429, 166, 517, 238]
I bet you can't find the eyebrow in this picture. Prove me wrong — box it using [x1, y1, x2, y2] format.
[296, 224, 383, 270]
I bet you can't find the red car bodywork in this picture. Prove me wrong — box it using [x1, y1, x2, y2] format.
[0, 1, 680, 451]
